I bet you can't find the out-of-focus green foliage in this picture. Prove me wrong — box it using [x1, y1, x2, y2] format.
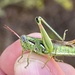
[54, 0, 73, 10]
[0, 0, 73, 17]
[0, 0, 21, 8]
[23, 0, 44, 9]
[0, 0, 44, 9]
[0, 0, 44, 17]
[0, 0, 22, 17]
[0, 8, 5, 17]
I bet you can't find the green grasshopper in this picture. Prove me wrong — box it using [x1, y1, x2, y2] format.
[4, 16, 75, 68]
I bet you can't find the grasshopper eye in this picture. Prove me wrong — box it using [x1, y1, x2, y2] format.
[21, 35, 27, 42]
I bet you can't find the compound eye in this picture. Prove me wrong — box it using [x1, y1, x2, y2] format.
[21, 35, 27, 42]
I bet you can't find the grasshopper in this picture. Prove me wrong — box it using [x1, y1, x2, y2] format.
[4, 16, 75, 68]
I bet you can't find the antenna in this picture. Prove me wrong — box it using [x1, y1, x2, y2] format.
[4, 25, 20, 38]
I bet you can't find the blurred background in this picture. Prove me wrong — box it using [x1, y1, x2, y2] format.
[0, 0, 75, 67]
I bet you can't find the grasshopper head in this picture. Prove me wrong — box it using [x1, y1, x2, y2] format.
[20, 35, 36, 50]
[20, 35, 27, 42]
[20, 35, 28, 50]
